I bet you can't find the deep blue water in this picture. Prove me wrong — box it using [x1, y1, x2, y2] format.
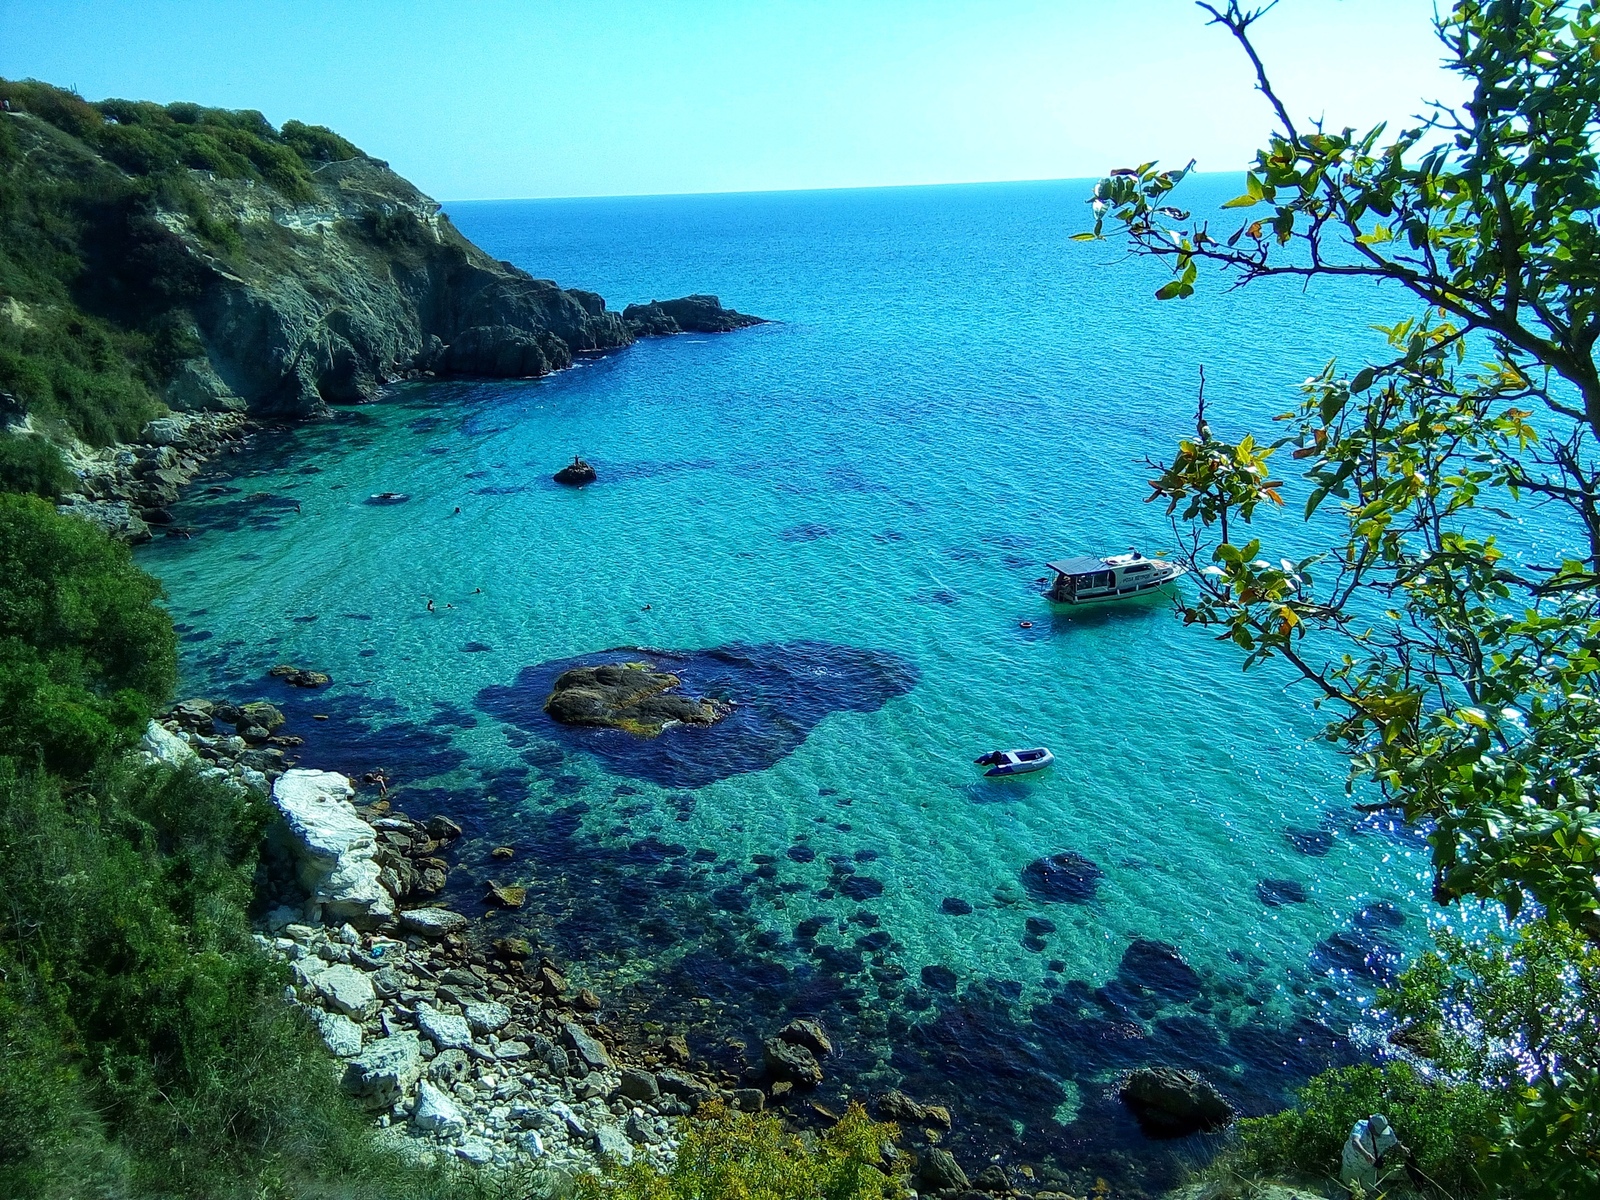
[140, 177, 1449, 1195]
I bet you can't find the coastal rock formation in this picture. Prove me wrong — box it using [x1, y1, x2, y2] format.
[621, 294, 766, 335]
[543, 661, 728, 737]
[42, 409, 249, 542]
[1119, 1066, 1234, 1137]
[553, 456, 597, 486]
[5, 98, 765, 457]
[269, 769, 395, 927]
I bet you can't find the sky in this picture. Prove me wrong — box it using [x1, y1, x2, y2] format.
[0, 0, 1461, 201]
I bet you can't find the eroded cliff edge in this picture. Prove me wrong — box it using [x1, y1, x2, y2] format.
[1, 86, 762, 432]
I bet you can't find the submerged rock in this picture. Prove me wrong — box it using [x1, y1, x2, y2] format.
[480, 641, 918, 788]
[544, 661, 727, 737]
[1257, 878, 1309, 906]
[1119, 1066, 1234, 1137]
[1022, 851, 1104, 903]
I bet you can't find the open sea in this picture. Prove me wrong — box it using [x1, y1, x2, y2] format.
[138, 177, 1447, 1194]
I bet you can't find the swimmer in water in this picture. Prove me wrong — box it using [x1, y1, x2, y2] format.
[426, 598, 435, 612]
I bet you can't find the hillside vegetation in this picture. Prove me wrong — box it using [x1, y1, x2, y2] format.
[0, 80, 365, 450]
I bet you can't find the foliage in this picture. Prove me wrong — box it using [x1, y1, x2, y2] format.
[0, 493, 175, 773]
[1086, 0, 1600, 933]
[0, 431, 74, 498]
[1084, 2, 1600, 1193]
[1237, 1062, 1505, 1194]
[1385, 918, 1600, 1194]
[577, 1101, 905, 1200]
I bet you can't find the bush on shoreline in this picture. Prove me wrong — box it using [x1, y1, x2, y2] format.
[578, 1101, 904, 1200]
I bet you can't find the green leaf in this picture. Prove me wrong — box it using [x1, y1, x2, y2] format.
[1351, 367, 1376, 393]
[1221, 194, 1259, 209]
[1154, 280, 1192, 300]
[1069, 232, 1099, 242]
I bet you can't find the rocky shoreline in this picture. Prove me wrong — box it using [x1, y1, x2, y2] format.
[136, 699, 990, 1187]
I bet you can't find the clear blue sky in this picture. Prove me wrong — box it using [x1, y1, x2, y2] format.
[0, 0, 1458, 200]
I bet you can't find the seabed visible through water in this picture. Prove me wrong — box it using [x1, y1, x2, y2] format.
[140, 178, 1446, 1193]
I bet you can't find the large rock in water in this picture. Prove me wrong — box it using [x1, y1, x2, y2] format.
[1119, 1066, 1234, 1137]
[270, 769, 394, 927]
[621, 294, 766, 335]
[544, 661, 727, 737]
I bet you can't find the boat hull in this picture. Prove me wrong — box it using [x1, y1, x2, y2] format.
[1046, 577, 1181, 607]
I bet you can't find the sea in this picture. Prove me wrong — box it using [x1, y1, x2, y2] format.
[138, 176, 1449, 1194]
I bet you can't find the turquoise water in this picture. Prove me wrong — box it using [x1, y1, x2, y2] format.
[142, 177, 1437, 1193]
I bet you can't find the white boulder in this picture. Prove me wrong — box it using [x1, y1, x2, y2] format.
[315, 963, 378, 1020]
[412, 1078, 467, 1136]
[271, 769, 394, 927]
[139, 720, 196, 767]
[417, 1004, 477, 1053]
[341, 1032, 424, 1108]
[311, 1008, 365, 1057]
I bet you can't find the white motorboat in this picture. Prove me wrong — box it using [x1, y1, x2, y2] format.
[1044, 549, 1185, 605]
[975, 747, 1055, 777]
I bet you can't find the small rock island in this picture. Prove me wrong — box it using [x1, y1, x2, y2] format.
[543, 661, 730, 737]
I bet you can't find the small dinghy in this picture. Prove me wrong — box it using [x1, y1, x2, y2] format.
[365, 492, 411, 505]
[975, 747, 1054, 777]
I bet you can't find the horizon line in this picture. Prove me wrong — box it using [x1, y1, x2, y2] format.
[439, 168, 1240, 206]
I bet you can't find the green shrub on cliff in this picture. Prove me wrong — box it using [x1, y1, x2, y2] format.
[1236, 1062, 1503, 1194]
[0, 493, 175, 773]
[0, 431, 73, 498]
[578, 1101, 905, 1200]
[0, 500, 541, 1198]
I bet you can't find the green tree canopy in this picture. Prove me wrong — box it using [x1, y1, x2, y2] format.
[0, 493, 175, 773]
[1085, 0, 1600, 936]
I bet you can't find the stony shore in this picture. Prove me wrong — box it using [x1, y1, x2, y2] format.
[136, 701, 965, 1185]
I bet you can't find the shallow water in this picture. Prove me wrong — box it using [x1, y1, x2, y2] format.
[142, 177, 1441, 1194]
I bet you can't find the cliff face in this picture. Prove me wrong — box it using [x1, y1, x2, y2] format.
[0, 89, 762, 434]
[165, 156, 638, 418]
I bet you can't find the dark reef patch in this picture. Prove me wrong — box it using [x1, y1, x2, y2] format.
[475, 641, 918, 788]
[1022, 851, 1104, 903]
[1256, 878, 1308, 907]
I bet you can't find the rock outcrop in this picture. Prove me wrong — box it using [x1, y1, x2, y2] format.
[270, 769, 395, 927]
[543, 662, 729, 737]
[1118, 1066, 1234, 1137]
[553, 455, 597, 486]
[621, 294, 765, 335]
[8, 110, 764, 425]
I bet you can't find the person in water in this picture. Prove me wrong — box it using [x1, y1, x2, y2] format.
[1341, 1112, 1404, 1191]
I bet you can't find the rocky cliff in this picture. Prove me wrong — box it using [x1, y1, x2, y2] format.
[0, 83, 764, 438]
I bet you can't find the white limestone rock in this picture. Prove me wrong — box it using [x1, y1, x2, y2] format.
[464, 1000, 512, 1035]
[417, 1004, 477, 1053]
[397, 907, 468, 938]
[341, 1032, 423, 1108]
[316, 963, 378, 1020]
[271, 769, 393, 927]
[412, 1078, 467, 1136]
[311, 1008, 365, 1057]
[139, 720, 196, 767]
[593, 1121, 633, 1166]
